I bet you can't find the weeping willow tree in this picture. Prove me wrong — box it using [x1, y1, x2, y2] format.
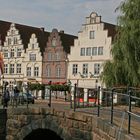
[101, 0, 140, 87]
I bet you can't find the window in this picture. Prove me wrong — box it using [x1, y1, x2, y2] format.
[98, 47, 103, 55]
[17, 48, 22, 57]
[83, 64, 88, 75]
[34, 67, 39, 77]
[80, 48, 85, 56]
[16, 64, 21, 74]
[4, 64, 8, 74]
[32, 44, 35, 49]
[90, 31, 95, 39]
[48, 52, 52, 60]
[27, 67, 31, 76]
[4, 50, 8, 58]
[92, 47, 97, 55]
[94, 63, 100, 75]
[8, 38, 11, 45]
[86, 47, 91, 56]
[10, 64, 14, 74]
[51, 54, 55, 60]
[56, 52, 60, 60]
[56, 66, 61, 77]
[13, 37, 17, 44]
[46, 65, 51, 77]
[72, 64, 78, 75]
[29, 53, 36, 61]
[10, 49, 14, 58]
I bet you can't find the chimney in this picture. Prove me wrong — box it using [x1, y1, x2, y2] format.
[60, 30, 64, 34]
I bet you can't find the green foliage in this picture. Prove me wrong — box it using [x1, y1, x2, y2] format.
[50, 85, 70, 91]
[28, 83, 45, 91]
[101, 0, 140, 87]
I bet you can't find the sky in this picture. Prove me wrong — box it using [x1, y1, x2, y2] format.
[0, 0, 123, 35]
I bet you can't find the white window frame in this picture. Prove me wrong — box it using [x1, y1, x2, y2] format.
[98, 46, 103, 55]
[94, 63, 100, 75]
[72, 64, 78, 75]
[4, 64, 8, 74]
[17, 48, 22, 57]
[92, 47, 97, 55]
[16, 64, 21, 74]
[83, 64, 88, 75]
[86, 47, 91, 56]
[10, 49, 14, 58]
[90, 31, 95, 39]
[34, 67, 39, 77]
[46, 65, 51, 77]
[13, 37, 17, 44]
[10, 64, 14, 74]
[27, 67, 31, 76]
[4, 49, 8, 58]
[80, 48, 85, 56]
[56, 66, 61, 77]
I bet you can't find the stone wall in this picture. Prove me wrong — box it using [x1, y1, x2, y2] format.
[5, 108, 135, 140]
[0, 109, 7, 140]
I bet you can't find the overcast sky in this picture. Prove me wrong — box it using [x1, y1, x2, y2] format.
[0, 0, 123, 35]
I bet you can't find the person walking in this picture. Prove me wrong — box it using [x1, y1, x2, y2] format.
[13, 86, 19, 108]
[3, 86, 10, 109]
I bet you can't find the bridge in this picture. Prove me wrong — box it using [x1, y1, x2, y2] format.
[0, 105, 136, 140]
[0, 86, 140, 140]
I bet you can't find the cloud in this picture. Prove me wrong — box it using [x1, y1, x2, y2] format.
[0, 0, 124, 35]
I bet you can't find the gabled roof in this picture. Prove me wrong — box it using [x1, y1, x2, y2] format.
[59, 32, 78, 53]
[0, 20, 50, 54]
[0, 20, 77, 55]
[103, 22, 117, 41]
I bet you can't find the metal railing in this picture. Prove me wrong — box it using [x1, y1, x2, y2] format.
[70, 84, 140, 137]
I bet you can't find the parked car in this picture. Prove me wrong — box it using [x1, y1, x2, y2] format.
[19, 93, 35, 104]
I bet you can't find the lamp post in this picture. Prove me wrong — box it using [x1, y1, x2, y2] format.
[48, 81, 52, 107]
[73, 83, 77, 112]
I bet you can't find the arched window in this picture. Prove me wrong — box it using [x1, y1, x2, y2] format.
[48, 52, 52, 60]
[46, 65, 51, 77]
[56, 65, 61, 77]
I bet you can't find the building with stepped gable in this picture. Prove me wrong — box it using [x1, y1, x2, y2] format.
[67, 12, 116, 103]
[0, 20, 77, 98]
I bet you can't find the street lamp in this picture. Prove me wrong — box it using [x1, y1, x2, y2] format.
[48, 81, 52, 107]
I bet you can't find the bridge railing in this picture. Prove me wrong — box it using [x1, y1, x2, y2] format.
[70, 85, 140, 138]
